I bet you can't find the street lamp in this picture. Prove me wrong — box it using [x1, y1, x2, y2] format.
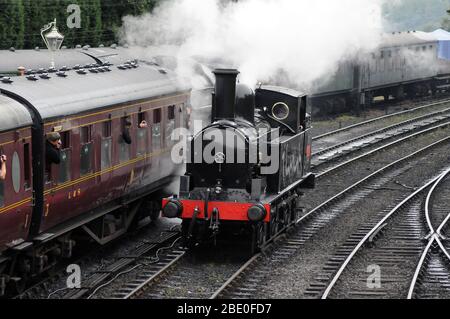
[41, 19, 65, 68]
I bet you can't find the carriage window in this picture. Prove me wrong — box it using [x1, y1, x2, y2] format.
[168, 105, 175, 120]
[103, 121, 111, 138]
[24, 143, 31, 189]
[0, 181, 3, 207]
[0, 148, 4, 207]
[59, 149, 72, 184]
[80, 126, 93, 176]
[138, 111, 146, 126]
[120, 117, 131, 163]
[80, 126, 91, 144]
[58, 131, 71, 184]
[380, 51, 384, 59]
[137, 128, 148, 156]
[102, 121, 112, 169]
[166, 106, 176, 146]
[153, 109, 161, 124]
[12, 152, 20, 194]
[152, 109, 161, 150]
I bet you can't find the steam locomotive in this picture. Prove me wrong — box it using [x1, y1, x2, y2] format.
[162, 69, 315, 251]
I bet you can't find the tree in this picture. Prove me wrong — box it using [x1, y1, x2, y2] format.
[0, 0, 160, 49]
[0, 0, 25, 49]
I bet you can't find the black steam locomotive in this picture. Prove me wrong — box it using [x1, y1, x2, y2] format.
[163, 69, 315, 251]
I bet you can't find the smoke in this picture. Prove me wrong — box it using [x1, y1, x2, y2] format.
[120, 0, 388, 91]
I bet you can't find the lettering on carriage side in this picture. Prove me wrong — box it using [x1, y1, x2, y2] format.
[66, 264, 81, 289]
[367, 264, 382, 289]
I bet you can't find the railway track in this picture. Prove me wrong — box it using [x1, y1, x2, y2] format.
[83, 241, 249, 299]
[408, 169, 450, 299]
[319, 169, 450, 299]
[210, 137, 450, 299]
[80, 124, 450, 300]
[41, 103, 450, 300]
[312, 100, 450, 168]
[313, 98, 450, 141]
[40, 228, 182, 299]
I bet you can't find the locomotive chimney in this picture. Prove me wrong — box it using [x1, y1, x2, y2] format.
[212, 69, 240, 122]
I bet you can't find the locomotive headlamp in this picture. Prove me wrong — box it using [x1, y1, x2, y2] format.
[163, 200, 183, 218]
[247, 204, 267, 222]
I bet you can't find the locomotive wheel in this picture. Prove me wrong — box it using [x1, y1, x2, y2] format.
[257, 222, 267, 248]
[9, 277, 27, 296]
[270, 214, 278, 238]
[284, 206, 291, 227]
[251, 222, 267, 255]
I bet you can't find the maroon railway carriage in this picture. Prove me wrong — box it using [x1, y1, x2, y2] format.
[0, 96, 33, 257]
[0, 62, 190, 294]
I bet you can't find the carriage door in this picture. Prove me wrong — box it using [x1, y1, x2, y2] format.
[151, 108, 162, 180]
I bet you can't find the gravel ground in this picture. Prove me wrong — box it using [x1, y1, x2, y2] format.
[249, 137, 450, 298]
[33, 217, 180, 299]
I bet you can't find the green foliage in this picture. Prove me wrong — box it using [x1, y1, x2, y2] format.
[0, 0, 159, 49]
[0, 0, 25, 49]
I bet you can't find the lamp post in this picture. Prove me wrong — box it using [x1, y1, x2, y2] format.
[41, 19, 65, 69]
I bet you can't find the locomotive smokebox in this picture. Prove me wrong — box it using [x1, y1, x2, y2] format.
[212, 69, 240, 122]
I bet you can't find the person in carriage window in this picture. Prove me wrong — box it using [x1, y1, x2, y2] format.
[46, 132, 62, 166]
[138, 120, 148, 128]
[0, 154, 7, 181]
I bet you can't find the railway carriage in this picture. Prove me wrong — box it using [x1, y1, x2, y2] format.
[0, 62, 190, 295]
[309, 30, 450, 116]
[0, 97, 34, 256]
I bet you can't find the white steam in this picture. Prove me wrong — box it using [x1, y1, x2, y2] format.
[120, 0, 388, 90]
